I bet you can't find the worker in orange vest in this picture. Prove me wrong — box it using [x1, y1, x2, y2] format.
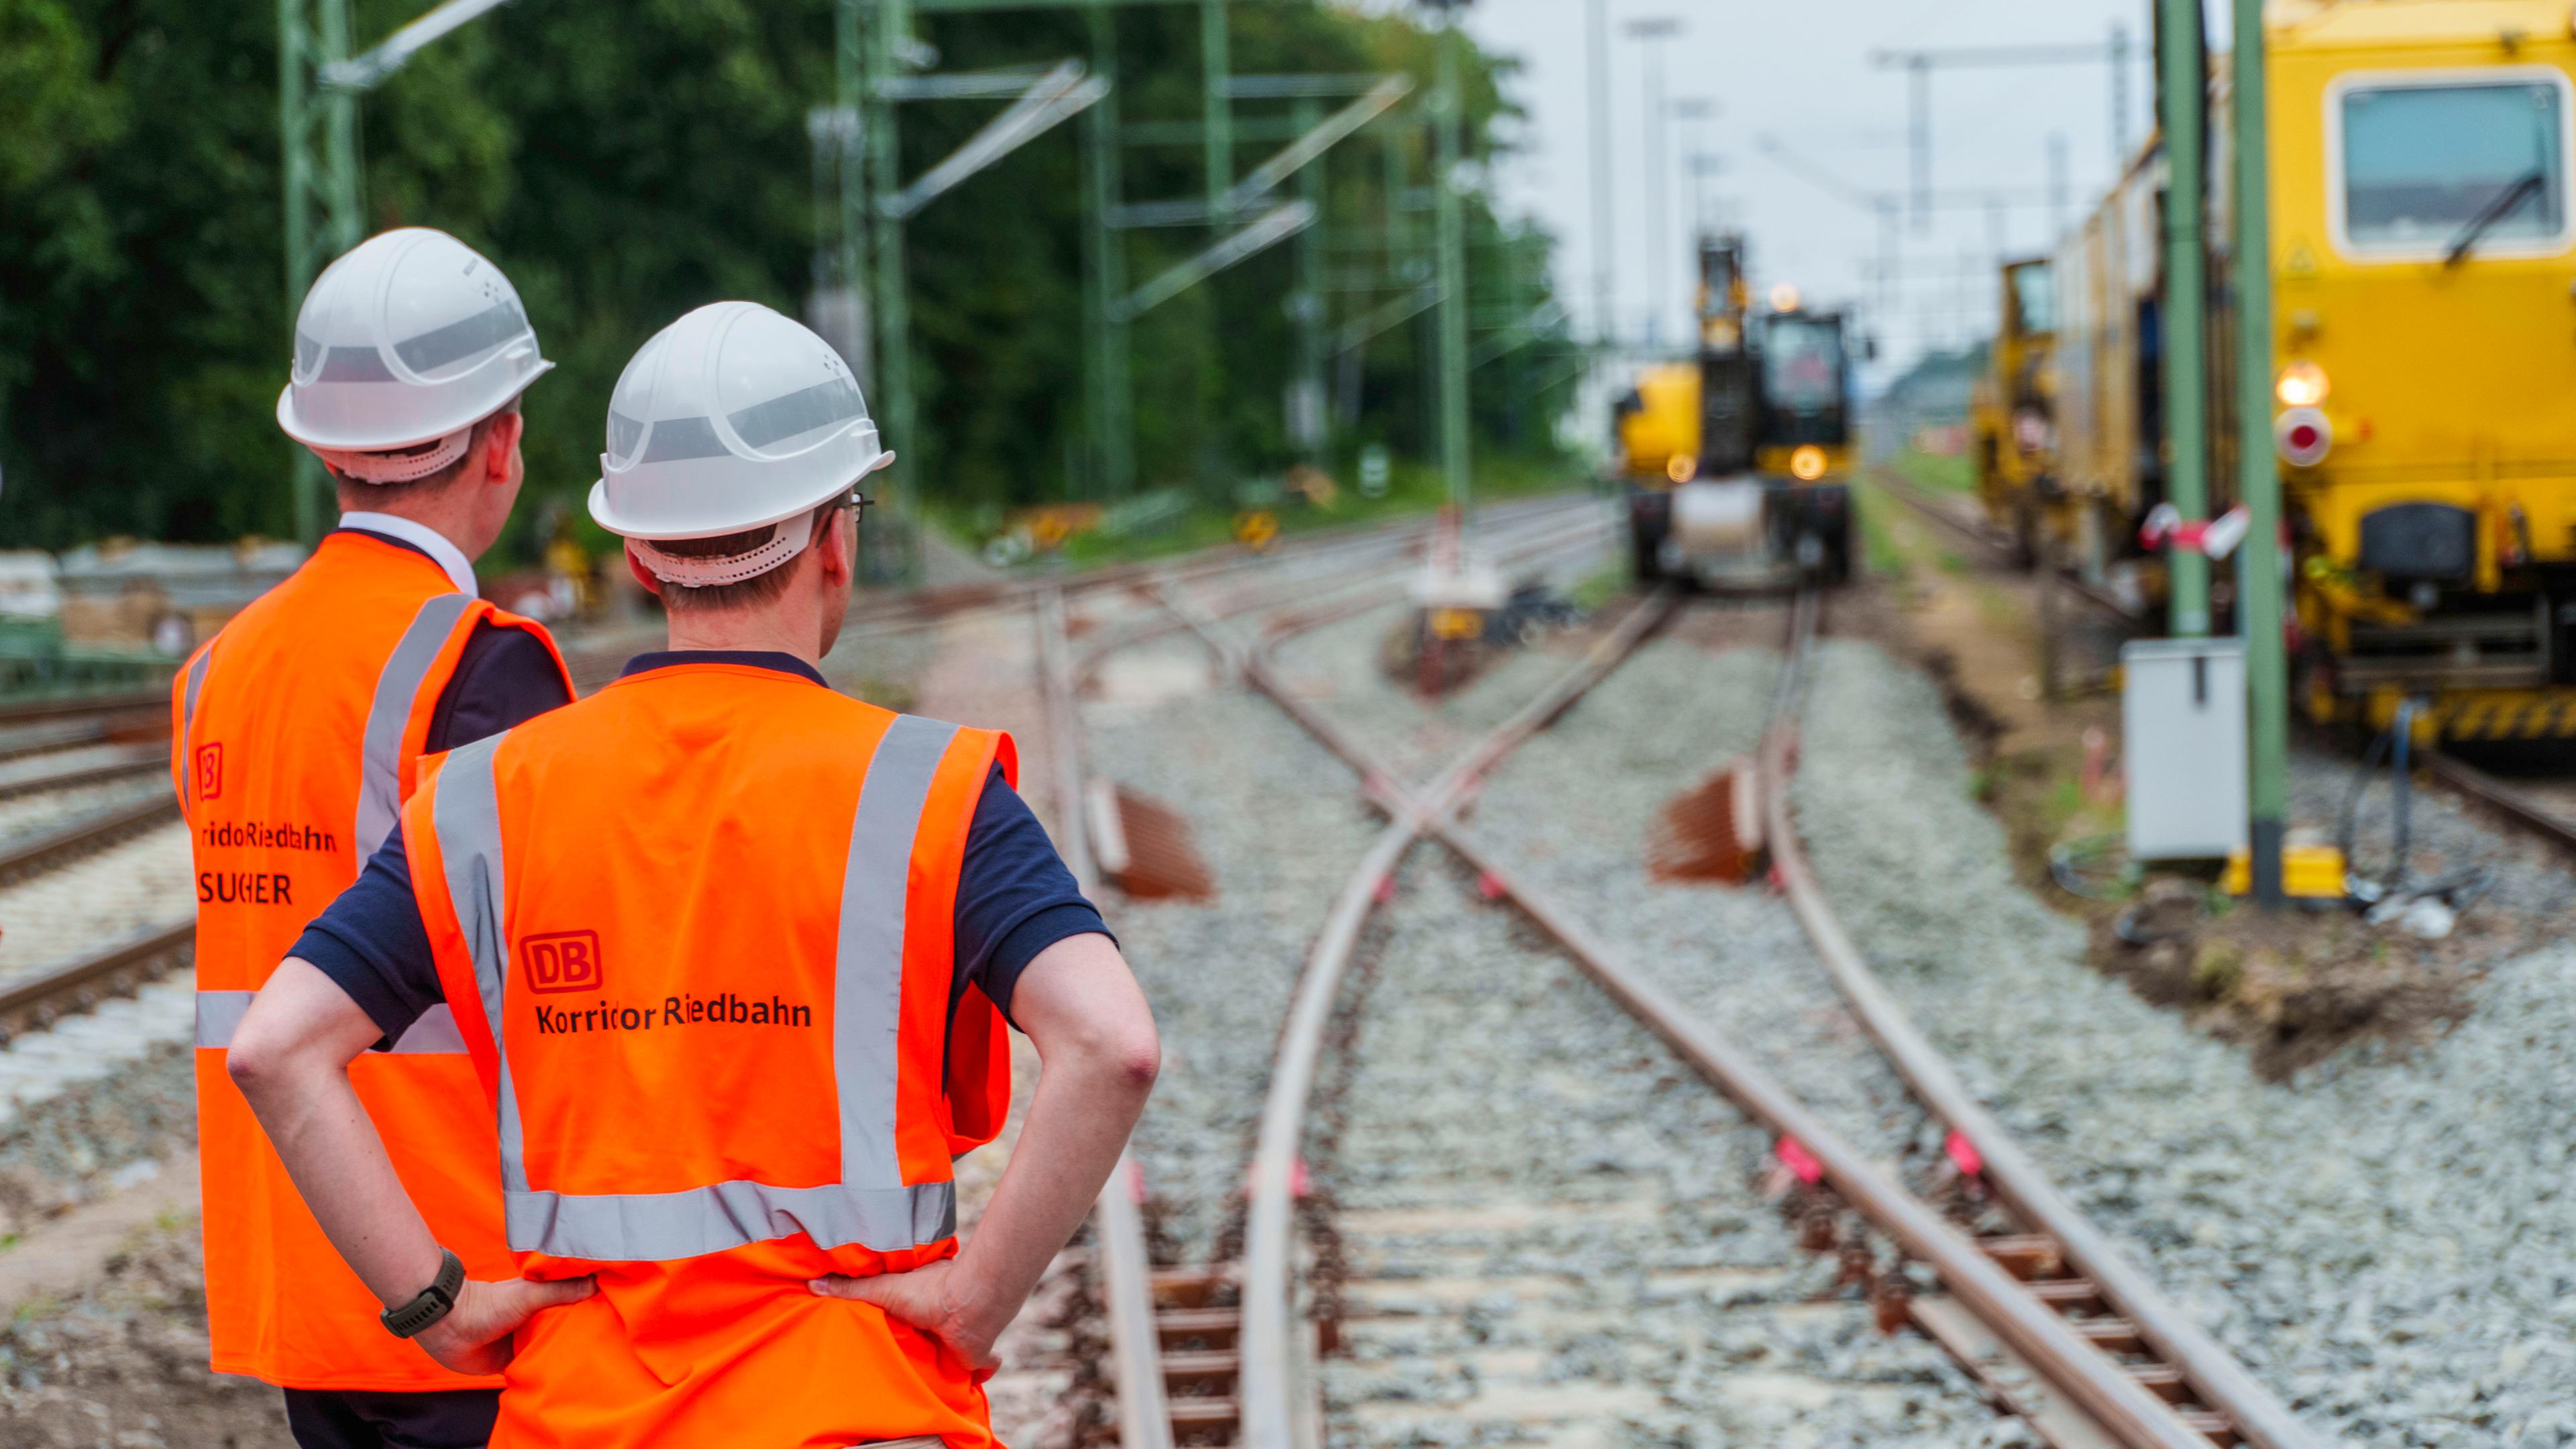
[176, 227, 575, 1447]
[225, 300, 1160, 1446]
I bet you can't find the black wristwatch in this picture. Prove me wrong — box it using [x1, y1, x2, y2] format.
[381, 1248, 466, 1339]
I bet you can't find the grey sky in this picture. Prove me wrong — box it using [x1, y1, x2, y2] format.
[1409, 0, 2161, 376]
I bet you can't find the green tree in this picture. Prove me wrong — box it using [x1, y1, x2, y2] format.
[0, 0, 1572, 555]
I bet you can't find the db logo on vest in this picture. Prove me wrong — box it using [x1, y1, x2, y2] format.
[195, 744, 223, 802]
[521, 931, 604, 994]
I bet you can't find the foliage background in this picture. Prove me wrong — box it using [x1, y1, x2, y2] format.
[0, 0, 1577, 559]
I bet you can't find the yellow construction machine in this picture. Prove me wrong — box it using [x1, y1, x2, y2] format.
[1968, 257, 2063, 568]
[1614, 233, 1857, 589]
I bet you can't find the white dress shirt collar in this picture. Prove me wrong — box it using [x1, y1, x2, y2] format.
[336, 511, 479, 598]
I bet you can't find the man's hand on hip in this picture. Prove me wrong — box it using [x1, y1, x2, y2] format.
[811, 1260, 1006, 1377]
[414, 1275, 598, 1376]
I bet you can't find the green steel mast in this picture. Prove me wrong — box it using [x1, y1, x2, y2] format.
[1431, 5, 1470, 513]
[2233, 0, 2287, 904]
[2155, 0, 2210, 637]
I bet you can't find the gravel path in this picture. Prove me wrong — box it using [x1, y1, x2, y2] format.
[1790, 637, 2576, 1448]
[1311, 847, 2002, 1446]
[0, 1215, 292, 1448]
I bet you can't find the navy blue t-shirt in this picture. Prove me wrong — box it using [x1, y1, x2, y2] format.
[293, 650, 1107, 1045]
[336, 527, 574, 754]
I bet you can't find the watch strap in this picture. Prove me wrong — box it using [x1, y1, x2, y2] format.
[380, 1248, 466, 1339]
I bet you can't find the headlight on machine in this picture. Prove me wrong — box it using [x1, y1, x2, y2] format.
[2275, 360, 2329, 408]
[1788, 445, 1827, 481]
[2011, 408, 2051, 455]
[2275, 407, 2331, 468]
[1666, 453, 1699, 484]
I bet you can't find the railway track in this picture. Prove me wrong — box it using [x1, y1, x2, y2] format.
[2422, 751, 2576, 857]
[1868, 470, 2143, 627]
[1036, 506, 1621, 1449]
[1058, 561, 2312, 1447]
[0, 741, 169, 800]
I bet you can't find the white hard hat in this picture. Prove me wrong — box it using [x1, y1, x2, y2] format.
[277, 227, 553, 482]
[588, 301, 892, 582]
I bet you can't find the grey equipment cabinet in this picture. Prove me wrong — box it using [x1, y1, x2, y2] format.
[2121, 637, 2247, 861]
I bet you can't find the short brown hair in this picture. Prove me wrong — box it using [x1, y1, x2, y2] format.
[328, 396, 522, 506]
[650, 498, 849, 613]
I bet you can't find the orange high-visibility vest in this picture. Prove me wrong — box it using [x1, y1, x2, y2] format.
[175, 529, 572, 1391]
[402, 659, 1015, 1448]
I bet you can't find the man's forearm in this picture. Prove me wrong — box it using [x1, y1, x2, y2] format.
[948, 1040, 1153, 1334]
[229, 958, 447, 1309]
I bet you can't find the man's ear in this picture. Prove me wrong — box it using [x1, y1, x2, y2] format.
[624, 543, 665, 598]
[483, 412, 526, 482]
[816, 506, 856, 584]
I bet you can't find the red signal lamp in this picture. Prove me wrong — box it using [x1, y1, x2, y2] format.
[2275, 407, 2331, 468]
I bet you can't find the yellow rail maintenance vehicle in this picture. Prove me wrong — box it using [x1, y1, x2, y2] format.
[2052, 0, 2576, 742]
[1968, 256, 2064, 568]
[1615, 233, 1858, 590]
[2264, 0, 2576, 741]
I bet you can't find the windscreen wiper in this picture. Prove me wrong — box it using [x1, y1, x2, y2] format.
[2445, 168, 2548, 267]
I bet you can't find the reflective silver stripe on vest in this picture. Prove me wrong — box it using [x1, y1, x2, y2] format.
[180, 647, 213, 806]
[182, 647, 213, 737]
[432, 716, 965, 1260]
[195, 990, 466, 1054]
[837, 715, 959, 1189]
[356, 593, 476, 861]
[194, 989, 252, 1049]
[431, 733, 529, 1194]
[506, 1176, 956, 1263]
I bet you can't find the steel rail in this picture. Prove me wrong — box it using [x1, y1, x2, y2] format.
[1173, 584, 1679, 1449]
[0, 718, 118, 763]
[0, 794, 183, 886]
[1030, 508, 1607, 1446]
[1034, 587, 1176, 1449]
[0, 918, 194, 1044]
[0, 688, 170, 727]
[1762, 599, 2316, 1449]
[2423, 751, 2576, 855]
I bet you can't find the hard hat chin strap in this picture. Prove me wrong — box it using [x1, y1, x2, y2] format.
[630, 509, 822, 589]
[309, 425, 476, 484]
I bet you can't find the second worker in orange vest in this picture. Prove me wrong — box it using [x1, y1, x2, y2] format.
[179, 227, 574, 1449]
[225, 301, 1160, 1446]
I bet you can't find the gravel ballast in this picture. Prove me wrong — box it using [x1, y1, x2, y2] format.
[0, 824, 191, 983]
[1462, 635, 1939, 1175]
[1312, 848, 2004, 1446]
[0, 775, 173, 849]
[1791, 636, 2576, 1448]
